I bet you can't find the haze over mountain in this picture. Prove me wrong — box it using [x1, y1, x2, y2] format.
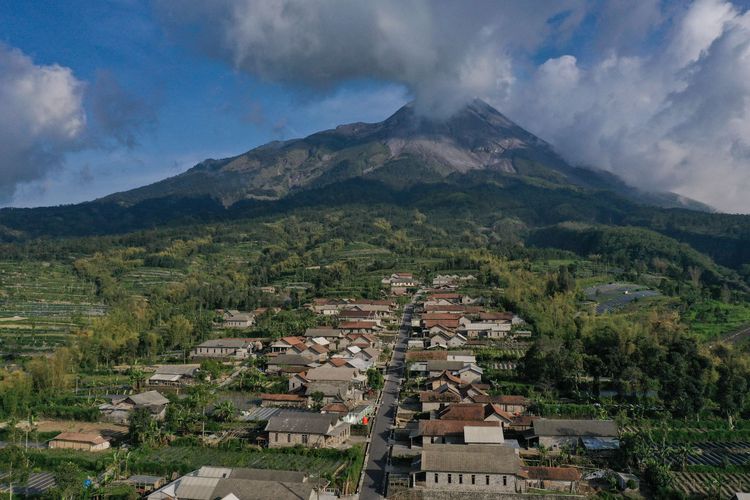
[103, 100, 709, 212]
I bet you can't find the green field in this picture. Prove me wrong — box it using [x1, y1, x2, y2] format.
[0, 261, 105, 354]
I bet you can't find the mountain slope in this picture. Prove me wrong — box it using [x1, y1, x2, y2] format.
[102, 99, 709, 211]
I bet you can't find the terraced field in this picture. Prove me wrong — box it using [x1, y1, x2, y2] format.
[680, 441, 750, 467]
[672, 471, 750, 498]
[0, 261, 105, 354]
[119, 267, 186, 294]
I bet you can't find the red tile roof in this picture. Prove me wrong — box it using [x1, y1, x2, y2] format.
[419, 390, 461, 403]
[437, 403, 486, 421]
[479, 311, 514, 321]
[339, 322, 377, 330]
[422, 313, 463, 321]
[405, 351, 448, 361]
[524, 466, 581, 481]
[260, 393, 306, 402]
[52, 432, 107, 445]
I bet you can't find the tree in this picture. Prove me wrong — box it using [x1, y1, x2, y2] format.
[0, 446, 29, 500]
[367, 368, 384, 390]
[713, 345, 749, 428]
[53, 461, 85, 500]
[212, 401, 237, 422]
[129, 408, 163, 447]
[310, 391, 324, 410]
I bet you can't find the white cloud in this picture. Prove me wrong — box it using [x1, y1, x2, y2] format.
[501, 0, 750, 212]
[0, 44, 86, 202]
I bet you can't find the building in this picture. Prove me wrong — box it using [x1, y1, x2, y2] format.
[411, 444, 524, 493]
[148, 364, 201, 386]
[99, 390, 170, 424]
[120, 475, 166, 495]
[260, 393, 307, 408]
[469, 394, 530, 414]
[148, 467, 315, 500]
[411, 420, 502, 446]
[531, 419, 619, 450]
[265, 354, 316, 374]
[524, 467, 581, 492]
[221, 310, 255, 328]
[265, 412, 350, 448]
[48, 432, 110, 452]
[190, 338, 255, 360]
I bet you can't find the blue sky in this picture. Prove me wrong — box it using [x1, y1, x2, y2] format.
[1, 0, 750, 212]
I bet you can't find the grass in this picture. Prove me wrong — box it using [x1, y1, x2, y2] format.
[685, 300, 750, 340]
[132, 445, 347, 477]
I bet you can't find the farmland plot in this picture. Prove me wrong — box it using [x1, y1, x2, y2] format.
[0, 261, 105, 354]
[672, 471, 750, 499]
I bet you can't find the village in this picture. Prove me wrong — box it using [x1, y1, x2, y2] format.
[0, 270, 654, 500]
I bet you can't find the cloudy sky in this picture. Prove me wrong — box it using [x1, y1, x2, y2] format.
[1, 0, 750, 212]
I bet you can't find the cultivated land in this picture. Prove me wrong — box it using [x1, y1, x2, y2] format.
[0, 204, 748, 499]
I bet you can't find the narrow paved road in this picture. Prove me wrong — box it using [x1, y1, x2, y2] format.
[359, 299, 414, 500]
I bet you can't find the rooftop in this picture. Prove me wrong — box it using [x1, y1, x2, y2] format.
[533, 419, 618, 437]
[420, 444, 520, 474]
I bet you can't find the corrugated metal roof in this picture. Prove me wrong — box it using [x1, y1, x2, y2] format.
[463, 425, 504, 444]
[174, 476, 220, 499]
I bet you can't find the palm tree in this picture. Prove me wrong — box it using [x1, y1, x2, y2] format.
[213, 401, 237, 422]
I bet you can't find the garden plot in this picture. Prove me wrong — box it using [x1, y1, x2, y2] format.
[584, 282, 661, 313]
[0, 261, 105, 353]
[672, 471, 750, 498]
[119, 267, 186, 294]
[679, 441, 750, 467]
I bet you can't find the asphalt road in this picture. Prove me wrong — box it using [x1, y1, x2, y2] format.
[359, 300, 413, 500]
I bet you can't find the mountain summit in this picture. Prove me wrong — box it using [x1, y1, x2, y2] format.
[104, 99, 708, 211]
[102, 99, 705, 209]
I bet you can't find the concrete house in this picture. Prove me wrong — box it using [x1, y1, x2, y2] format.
[190, 338, 255, 360]
[265, 354, 316, 374]
[411, 420, 502, 446]
[269, 336, 305, 353]
[411, 444, 524, 493]
[265, 412, 350, 448]
[221, 310, 255, 329]
[531, 419, 619, 450]
[49, 432, 110, 452]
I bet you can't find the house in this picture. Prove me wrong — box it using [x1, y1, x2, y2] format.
[269, 336, 305, 353]
[447, 351, 477, 363]
[338, 309, 381, 325]
[190, 338, 255, 360]
[305, 365, 362, 385]
[524, 467, 581, 493]
[531, 419, 619, 450]
[426, 360, 466, 377]
[265, 354, 316, 374]
[265, 412, 350, 448]
[147, 467, 314, 500]
[221, 310, 255, 328]
[411, 420, 502, 446]
[457, 364, 483, 384]
[419, 387, 462, 411]
[437, 403, 486, 421]
[99, 390, 170, 424]
[429, 330, 467, 348]
[304, 327, 344, 341]
[408, 339, 426, 349]
[458, 322, 509, 339]
[469, 394, 530, 414]
[463, 425, 505, 444]
[297, 343, 329, 362]
[339, 322, 380, 334]
[288, 373, 308, 392]
[304, 381, 360, 405]
[260, 393, 307, 408]
[48, 432, 110, 452]
[309, 298, 344, 315]
[411, 444, 524, 493]
[148, 364, 200, 386]
[120, 475, 166, 495]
